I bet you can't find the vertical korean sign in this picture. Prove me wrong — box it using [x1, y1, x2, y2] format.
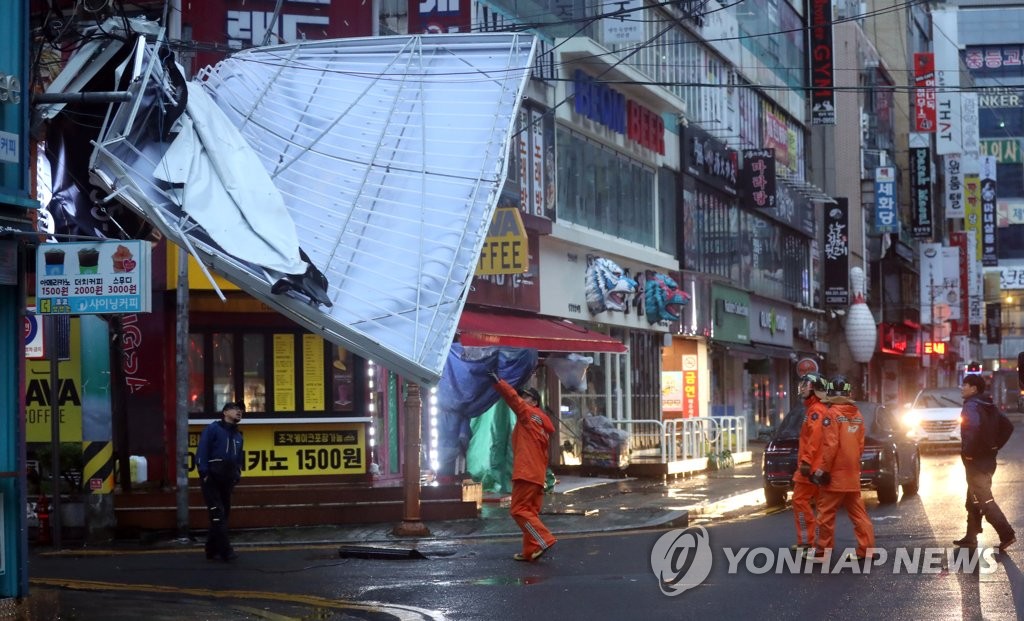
[823, 198, 849, 306]
[913, 52, 936, 132]
[950, 231, 970, 334]
[961, 93, 980, 156]
[980, 155, 998, 266]
[944, 154, 964, 218]
[809, 0, 835, 125]
[874, 166, 898, 234]
[933, 10, 962, 155]
[682, 355, 700, 418]
[909, 144, 933, 239]
[741, 148, 776, 208]
[964, 172, 982, 260]
[919, 243, 941, 325]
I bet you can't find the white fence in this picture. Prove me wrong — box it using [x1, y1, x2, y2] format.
[611, 416, 748, 464]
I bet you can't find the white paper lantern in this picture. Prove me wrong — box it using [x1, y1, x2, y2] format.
[845, 267, 877, 363]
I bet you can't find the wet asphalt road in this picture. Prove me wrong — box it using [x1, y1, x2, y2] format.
[21, 434, 1024, 620]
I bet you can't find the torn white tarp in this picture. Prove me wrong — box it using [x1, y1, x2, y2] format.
[74, 27, 535, 385]
[153, 82, 306, 275]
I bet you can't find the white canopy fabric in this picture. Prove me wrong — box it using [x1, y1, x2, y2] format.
[82, 29, 536, 385]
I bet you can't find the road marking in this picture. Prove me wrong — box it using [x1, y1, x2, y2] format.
[30, 578, 445, 621]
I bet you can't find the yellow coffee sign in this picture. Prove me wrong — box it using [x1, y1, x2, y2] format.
[187, 422, 367, 477]
[477, 206, 528, 276]
[25, 317, 82, 442]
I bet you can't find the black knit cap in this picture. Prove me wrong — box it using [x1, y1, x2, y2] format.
[518, 387, 541, 403]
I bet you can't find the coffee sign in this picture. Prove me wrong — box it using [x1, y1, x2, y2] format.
[35, 240, 151, 315]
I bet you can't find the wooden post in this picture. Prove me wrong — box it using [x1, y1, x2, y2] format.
[393, 381, 430, 537]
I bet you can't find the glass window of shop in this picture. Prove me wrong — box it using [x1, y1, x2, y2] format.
[682, 180, 752, 287]
[557, 330, 662, 455]
[188, 330, 361, 419]
[556, 128, 657, 246]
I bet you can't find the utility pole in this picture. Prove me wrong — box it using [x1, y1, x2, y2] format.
[166, 0, 191, 541]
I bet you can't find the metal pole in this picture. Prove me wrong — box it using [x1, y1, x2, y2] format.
[175, 248, 190, 538]
[393, 381, 429, 537]
[46, 315, 61, 550]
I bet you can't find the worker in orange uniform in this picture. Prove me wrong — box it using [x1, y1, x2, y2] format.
[791, 373, 830, 550]
[809, 375, 876, 562]
[489, 372, 557, 562]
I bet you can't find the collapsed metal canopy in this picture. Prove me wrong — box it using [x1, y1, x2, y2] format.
[71, 27, 536, 386]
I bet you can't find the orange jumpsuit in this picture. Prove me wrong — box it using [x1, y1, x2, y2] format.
[814, 398, 876, 558]
[495, 380, 557, 559]
[792, 394, 827, 547]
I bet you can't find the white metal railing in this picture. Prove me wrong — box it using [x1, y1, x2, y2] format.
[601, 416, 748, 465]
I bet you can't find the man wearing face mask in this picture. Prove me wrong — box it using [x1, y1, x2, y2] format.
[196, 402, 245, 561]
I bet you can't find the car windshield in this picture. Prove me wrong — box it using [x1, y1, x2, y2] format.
[913, 388, 963, 409]
[774, 405, 805, 440]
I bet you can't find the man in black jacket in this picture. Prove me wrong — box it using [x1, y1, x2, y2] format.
[196, 402, 245, 561]
[956, 375, 1015, 553]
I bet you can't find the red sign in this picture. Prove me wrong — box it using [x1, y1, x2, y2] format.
[182, 1, 374, 71]
[913, 52, 936, 132]
[924, 341, 946, 355]
[880, 325, 908, 355]
[408, 0, 472, 34]
[682, 360, 700, 418]
[795, 357, 819, 376]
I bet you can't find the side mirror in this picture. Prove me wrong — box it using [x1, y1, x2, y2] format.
[1019, 352, 1024, 388]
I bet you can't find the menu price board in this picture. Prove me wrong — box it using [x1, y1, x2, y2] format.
[35, 240, 151, 315]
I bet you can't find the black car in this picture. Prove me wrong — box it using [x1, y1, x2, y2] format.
[762, 401, 921, 506]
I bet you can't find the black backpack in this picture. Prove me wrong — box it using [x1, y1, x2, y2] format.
[994, 409, 1015, 450]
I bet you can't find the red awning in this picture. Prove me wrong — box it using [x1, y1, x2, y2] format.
[457, 310, 627, 353]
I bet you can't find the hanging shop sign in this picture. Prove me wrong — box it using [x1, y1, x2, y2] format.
[875, 166, 899, 235]
[711, 284, 750, 344]
[909, 150, 932, 238]
[964, 173, 981, 260]
[977, 88, 1023, 108]
[809, 0, 835, 125]
[823, 198, 849, 306]
[944, 154, 963, 218]
[979, 138, 1022, 163]
[913, 52, 936, 132]
[961, 93, 980, 155]
[740, 148, 776, 209]
[35, 240, 151, 315]
[572, 70, 665, 154]
[980, 155, 998, 266]
[933, 10, 962, 155]
[683, 125, 737, 195]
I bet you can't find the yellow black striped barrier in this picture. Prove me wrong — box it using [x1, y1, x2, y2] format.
[83, 441, 113, 494]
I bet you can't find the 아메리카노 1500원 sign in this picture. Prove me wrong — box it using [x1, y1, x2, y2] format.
[35, 240, 151, 315]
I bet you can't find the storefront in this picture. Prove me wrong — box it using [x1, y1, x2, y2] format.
[709, 284, 752, 425]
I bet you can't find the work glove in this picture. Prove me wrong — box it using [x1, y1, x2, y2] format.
[810, 469, 831, 486]
[799, 461, 811, 478]
[487, 371, 500, 384]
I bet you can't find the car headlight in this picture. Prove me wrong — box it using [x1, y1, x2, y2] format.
[902, 411, 922, 429]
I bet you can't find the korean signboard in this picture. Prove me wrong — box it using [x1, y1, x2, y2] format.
[602, 0, 644, 44]
[809, 0, 835, 125]
[913, 52, 936, 132]
[188, 423, 367, 477]
[681, 355, 700, 418]
[933, 10, 962, 155]
[909, 150, 932, 238]
[964, 173, 981, 259]
[919, 243, 941, 325]
[25, 316, 82, 443]
[943, 154, 963, 218]
[961, 93, 980, 155]
[980, 155, 998, 266]
[979, 138, 1021, 163]
[740, 149, 776, 208]
[823, 198, 849, 306]
[35, 241, 151, 315]
[684, 125, 738, 196]
[874, 166, 899, 235]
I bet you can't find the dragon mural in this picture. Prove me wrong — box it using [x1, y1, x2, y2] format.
[585, 256, 638, 314]
[644, 272, 690, 324]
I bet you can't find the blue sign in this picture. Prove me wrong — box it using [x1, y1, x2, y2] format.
[874, 166, 899, 234]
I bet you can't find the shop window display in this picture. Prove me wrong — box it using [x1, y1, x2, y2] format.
[188, 333, 205, 413]
[212, 332, 236, 412]
[243, 334, 266, 412]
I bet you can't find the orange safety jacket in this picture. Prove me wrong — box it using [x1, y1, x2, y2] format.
[818, 397, 865, 492]
[495, 380, 555, 486]
[795, 394, 828, 483]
